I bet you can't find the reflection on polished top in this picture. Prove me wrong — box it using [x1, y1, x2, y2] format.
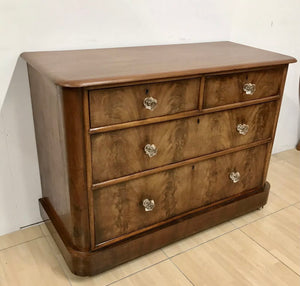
[21, 41, 296, 87]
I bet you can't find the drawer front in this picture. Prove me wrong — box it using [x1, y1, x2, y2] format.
[203, 68, 283, 108]
[91, 101, 276, 183]
[93, 145, 267, 244]
[89, 78, 200, 127]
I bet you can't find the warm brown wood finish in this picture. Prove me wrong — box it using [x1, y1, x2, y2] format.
[28, 66, 72, 236]
[89, 95, 280, 134]
[40, 183, 270, 275]
[89, 78, 200, 127]
[21, 42, 296, 87]
[92, 138, 271, 190]
[262, 66, 289, 183]
[60, 87, 90, 250]
[27, 67, 90, 251]
[93, 145, 267, 244]
[22, 42, 295, 276]
[203, 67, 284, 108]
[91, 102, 276, 182]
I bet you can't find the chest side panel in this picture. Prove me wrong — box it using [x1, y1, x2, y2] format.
[28, 65, 90, 250]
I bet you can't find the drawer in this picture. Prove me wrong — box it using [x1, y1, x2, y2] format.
[91, 101, 277, 183]
[203, 67, 284, 108]
[89, 78, 200, 127]
[93, 145, 267, 244]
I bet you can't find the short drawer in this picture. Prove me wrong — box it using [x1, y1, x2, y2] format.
[93, 145, 267, 244]
[89, 78, 200, 127]
[203, 67, 284, 108]
[91, 101, 277, 183]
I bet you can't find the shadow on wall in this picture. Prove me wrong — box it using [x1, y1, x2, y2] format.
[0, 57, 42, 235]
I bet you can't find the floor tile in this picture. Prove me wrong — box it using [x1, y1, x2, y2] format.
[267, 159, 300, 204]
[0, 237, 69, 286]
[242, 206, 300, 275]
[269, 155, 284, 164]
[0, 149, 299, 285]
[39, 222, 51, 237]
[111, 260, 192, 286]
[294, 202, 300, 210]
[0, 257, 5, 285]
[231, 191, 289, 228]
[163, 221, 236, 257]
[273, 149, 300, 169]
[45, 233, 167, 286]
[0, 225, 43, 251]
[61, 250, 167, 286]
[172, 229, 300, 285]
[44, 234, 62, 256]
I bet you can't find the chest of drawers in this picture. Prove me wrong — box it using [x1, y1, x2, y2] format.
[22, 42, 296, 276]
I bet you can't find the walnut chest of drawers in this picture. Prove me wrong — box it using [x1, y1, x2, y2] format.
[22, 42, 296, 276]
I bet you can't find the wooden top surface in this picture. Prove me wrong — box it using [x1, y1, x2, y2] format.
[21, 41, 296, 87]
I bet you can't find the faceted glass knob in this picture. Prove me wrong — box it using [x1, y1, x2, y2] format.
[243, 83, 256, 95]
[144, 144, 157, 158]
[237, 123, 249, 135]
[143, 199, 155, 211]
[143, 96, 158, 111]
[230, 171, 240, 183]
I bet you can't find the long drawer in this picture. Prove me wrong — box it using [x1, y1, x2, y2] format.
[91, 101, 277, 183]
[203, 67, 283, 108]
[89, 78, 200, 127]
[93, 144, 267, 244]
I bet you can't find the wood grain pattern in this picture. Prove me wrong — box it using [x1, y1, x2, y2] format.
[91, 102, 277, 183]
[21, 42, 296, 87]
[203, 67, 284, 108]
[89, 95, 280, 134]
[27, 65, 72, 241]
[61, 87, 90, 250]
[82, 89, 96, 249]
[93, 145, 267, 244]
[92, 138, 271, 190]
[27, 65, 90, 251]
[89, 78, 200, 127]
[262, 66, 288, 183]
[22, 42, 295, 276]
[39, 183, 270, 275]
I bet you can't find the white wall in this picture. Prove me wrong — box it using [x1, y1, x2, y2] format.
[0, 0, 233, 236]
[0, 58, 41, 234]
[0, 0, 299, 235]
[230, 0, 300, 153]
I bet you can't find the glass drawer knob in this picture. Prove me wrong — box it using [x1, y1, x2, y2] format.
[144, 144, 157, 158]
[243, 83, 256, 95]
[237, 123, 249, 135]
[143, 199, 155, 211]
[230, 171, 240, 183]
[143, 96, 157, 111]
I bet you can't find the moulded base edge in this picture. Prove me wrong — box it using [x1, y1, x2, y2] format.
[39, 182, 270, 276]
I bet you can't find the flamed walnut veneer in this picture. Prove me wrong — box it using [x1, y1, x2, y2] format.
[22, 41, 296, 276]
